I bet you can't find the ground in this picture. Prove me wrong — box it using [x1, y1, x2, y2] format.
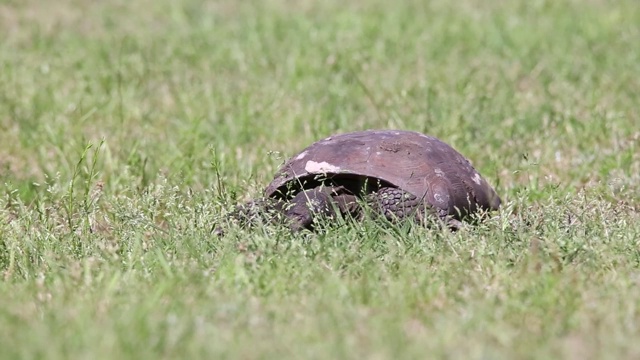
[0, 0, 639, 358]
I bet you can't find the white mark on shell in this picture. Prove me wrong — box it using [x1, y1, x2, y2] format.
[434, 168, 445, 177]
[471, 173, 482, 185]
[295, 151, 308, 160]
[305, 160, 341, 173]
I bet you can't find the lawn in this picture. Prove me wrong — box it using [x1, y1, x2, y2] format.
[1, 0, 639, 358]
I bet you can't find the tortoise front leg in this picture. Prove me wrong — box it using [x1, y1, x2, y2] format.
[286, 186, 358, 232]
[368, 187, 462, 230]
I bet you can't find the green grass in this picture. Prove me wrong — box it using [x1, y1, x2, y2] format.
[1, 0, 639, 358]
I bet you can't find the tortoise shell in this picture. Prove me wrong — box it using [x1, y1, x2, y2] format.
[265, 129, 501, 218]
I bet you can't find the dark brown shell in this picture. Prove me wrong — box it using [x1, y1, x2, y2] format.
[265, 130, 501, 218]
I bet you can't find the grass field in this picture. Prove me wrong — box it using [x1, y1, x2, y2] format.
[1, 0, 639, 358]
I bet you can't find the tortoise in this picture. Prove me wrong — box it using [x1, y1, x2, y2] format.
[218, 129, 501, 233]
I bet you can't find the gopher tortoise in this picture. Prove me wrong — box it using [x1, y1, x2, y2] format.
[218, 129, 501, 233]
